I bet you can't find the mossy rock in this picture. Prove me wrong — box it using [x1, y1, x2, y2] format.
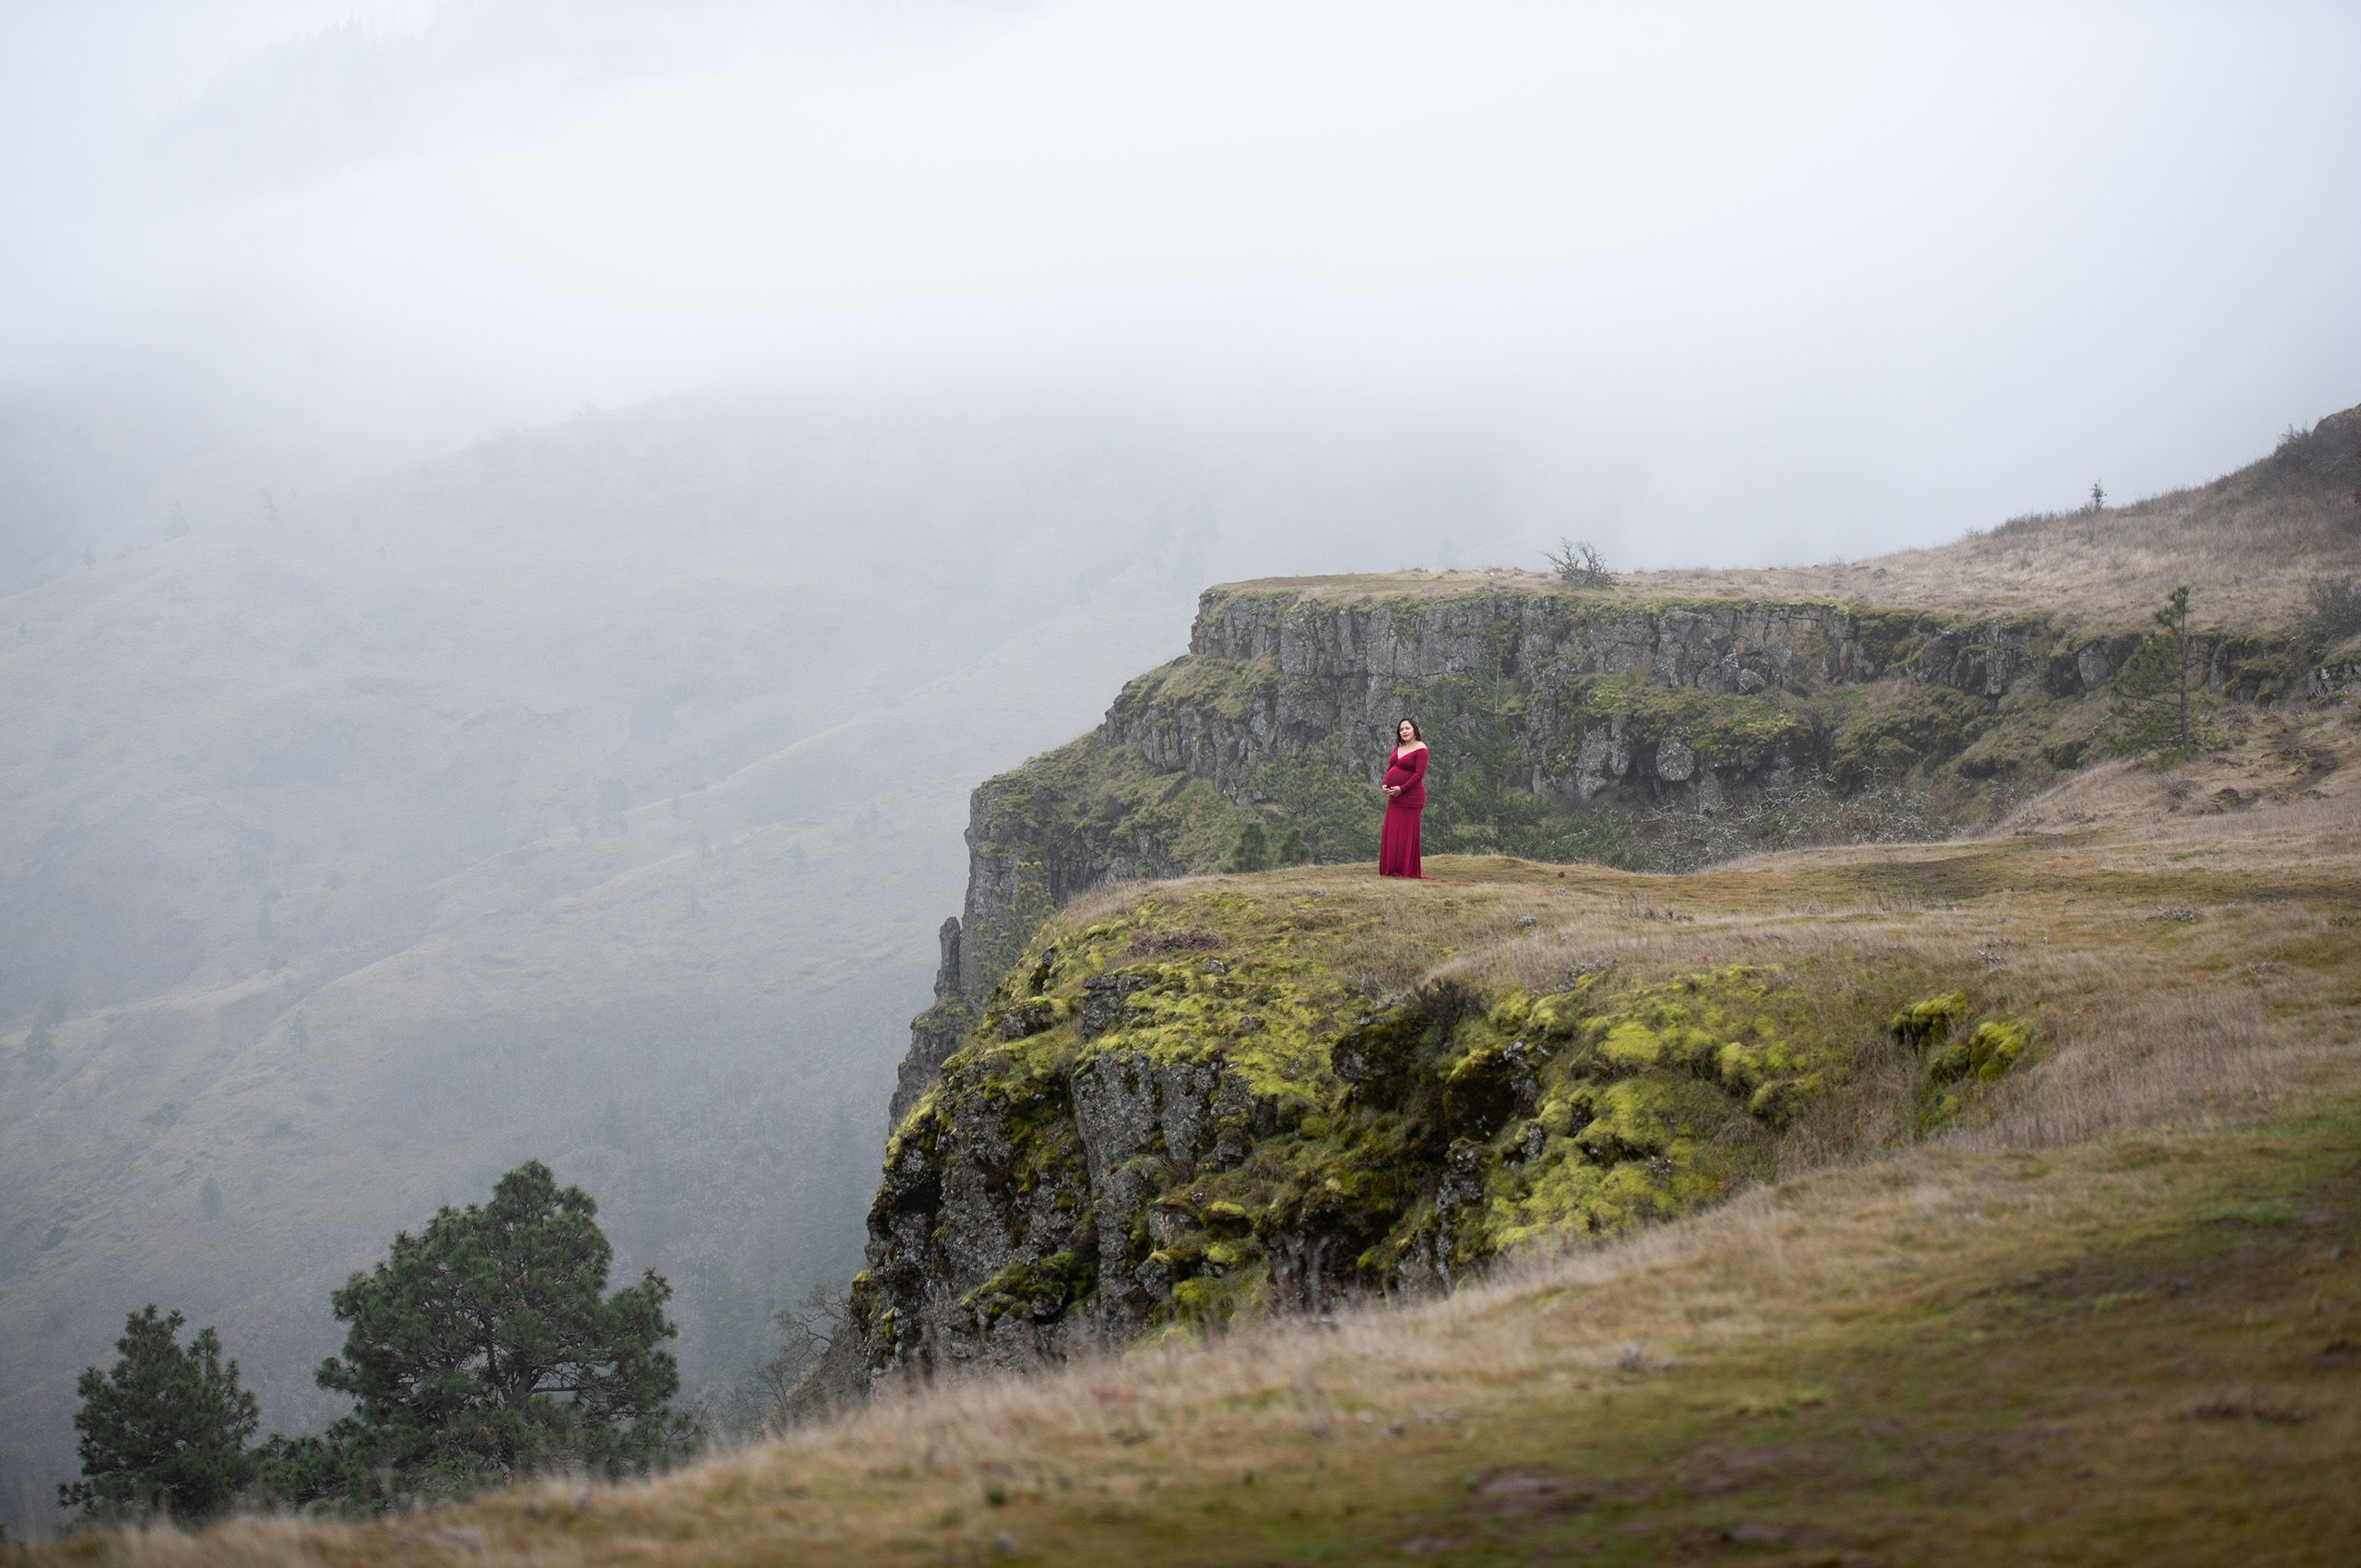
[1832, 686, 1990, 782]
[1890, 992, 1970, 1051]
[1746, 1072, 1824, 1125]
[1574, 1075, 1721, 1160]
[961, 1250, 1099, 1326]
[872, 873, 2021, 1363]
[1441, 1037, 1540, 1140]
[1964, 1018, 2032, 1082]
[1913, 1014, 2035, 1130]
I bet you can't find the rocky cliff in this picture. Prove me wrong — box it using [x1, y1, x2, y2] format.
[910, 582, 2276, 1049]
[847, 862, 2035, 1381]
[843, 576, 2282, 1388]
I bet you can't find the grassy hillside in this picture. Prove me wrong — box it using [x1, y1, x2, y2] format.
[0, 408, 1158, 1524]
[22, 689, 2360, 1564]
[1229, 399, 2361, 642]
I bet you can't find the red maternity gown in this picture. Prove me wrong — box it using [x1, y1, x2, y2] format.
[1379, 743, 1427, 878]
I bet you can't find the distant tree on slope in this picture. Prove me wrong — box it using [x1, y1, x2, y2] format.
[2107, 584, 2217, 762]
[60, 1305, 259, 1522]
[19, 1019, 58, 1077]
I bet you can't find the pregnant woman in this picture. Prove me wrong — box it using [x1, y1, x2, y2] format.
[1379, 718, 1428, 879]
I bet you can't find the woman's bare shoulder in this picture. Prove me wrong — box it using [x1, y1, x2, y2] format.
[1404, 742, 1428, 754]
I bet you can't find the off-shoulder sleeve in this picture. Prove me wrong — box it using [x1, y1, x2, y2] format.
[1404, 748, 1428, 786]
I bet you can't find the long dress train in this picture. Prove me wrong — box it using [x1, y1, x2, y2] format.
[1379, 744, 1426, 878]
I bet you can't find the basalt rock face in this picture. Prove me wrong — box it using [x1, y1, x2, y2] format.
[1181, 593, 1883, 695]
[890, 763, 1204, 1127]
[889, 919, 972, 1126]
[863, 1025, 1288, 1375]
[1097, 592, 2136, 814]
[1106, 588, 2287, 819]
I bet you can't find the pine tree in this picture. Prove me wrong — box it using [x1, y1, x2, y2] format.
[2106, 585, 2214, 761]
[1227, 819, 1271, 873]
[60, 1306, 259, 1521]
[271, 1161, 687, 1508]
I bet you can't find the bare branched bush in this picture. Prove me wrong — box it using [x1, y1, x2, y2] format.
[1543, 538, 1614, 588]
[2293, 576, 2361, 663]
[715, 1281, 848, 1441]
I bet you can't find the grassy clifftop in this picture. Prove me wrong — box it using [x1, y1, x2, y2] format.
[979, 412, 2361, 901]
[1213, 398, 2361, 638]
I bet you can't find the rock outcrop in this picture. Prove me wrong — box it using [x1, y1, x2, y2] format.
[2311, 661, 2361, 702]
[848, 576, 2285, 1389]
[847, 875, 2033, 1383]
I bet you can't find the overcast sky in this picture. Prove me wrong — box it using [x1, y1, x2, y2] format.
[5, 0, 2358, 566]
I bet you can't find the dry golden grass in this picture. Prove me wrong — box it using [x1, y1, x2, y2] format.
[22, 703, 2361, 1566]
[1227, 405, 2361, 636]
[47, 1088, 2359, 1564]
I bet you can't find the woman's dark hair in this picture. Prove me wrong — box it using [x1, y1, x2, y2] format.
[1395, 717, 1422, 742]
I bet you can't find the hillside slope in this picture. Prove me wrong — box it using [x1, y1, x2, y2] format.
[24, 695, 2360, 1565]
[0, 397, 1505, 1531]
[1268, 399, 2361, 636]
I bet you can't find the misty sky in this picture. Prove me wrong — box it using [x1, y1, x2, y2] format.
[6, 0, 2359, 567]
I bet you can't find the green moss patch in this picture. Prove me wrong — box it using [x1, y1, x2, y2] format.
[959, 1250, 1098, 1327]
[1891, 992, 2038, 1132]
